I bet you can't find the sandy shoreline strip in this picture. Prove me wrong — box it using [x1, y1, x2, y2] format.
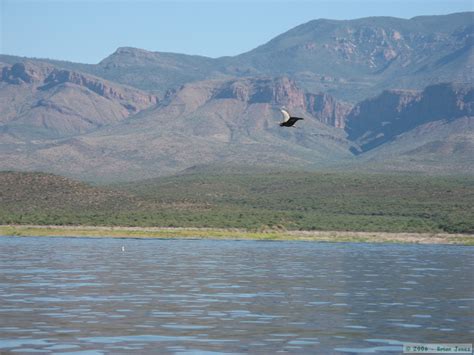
[1, 225, 473, 245]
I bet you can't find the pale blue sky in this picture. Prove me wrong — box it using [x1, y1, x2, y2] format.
[1, 0, 473, 64]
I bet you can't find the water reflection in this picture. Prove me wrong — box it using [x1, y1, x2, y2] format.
[0, 236, 473, 353]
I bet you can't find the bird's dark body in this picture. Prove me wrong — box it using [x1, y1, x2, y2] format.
[279, 117, 304, 127]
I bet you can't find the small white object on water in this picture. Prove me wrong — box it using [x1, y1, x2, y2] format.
[121, 246, 125, 252]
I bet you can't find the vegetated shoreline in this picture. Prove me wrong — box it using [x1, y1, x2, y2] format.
[1, 225, 473, 245]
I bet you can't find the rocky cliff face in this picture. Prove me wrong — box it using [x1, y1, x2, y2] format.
[305, 93, 353, 128]
[213, 77, 305, 108]
[40, 68, 157, 112]
[211, 77, 351, 127]
[345, 82, 473, 153]
[0, 62, 158, 137]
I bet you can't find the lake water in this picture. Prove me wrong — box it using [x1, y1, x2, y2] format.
[0, 236, 473, 354]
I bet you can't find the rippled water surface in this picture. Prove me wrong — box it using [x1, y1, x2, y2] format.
[0, 236, 473, 354]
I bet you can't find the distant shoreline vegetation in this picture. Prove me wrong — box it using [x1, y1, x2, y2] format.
[0, 170, 473, 236]
[1, 225, 473, 245]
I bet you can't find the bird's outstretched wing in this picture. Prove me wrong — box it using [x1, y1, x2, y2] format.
[280, 108, 291, 123]
[287, 117, 302, 126]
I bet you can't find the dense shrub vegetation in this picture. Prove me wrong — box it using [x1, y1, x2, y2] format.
[1, 171, 473, 233]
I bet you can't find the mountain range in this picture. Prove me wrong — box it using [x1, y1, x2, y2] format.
[0, 12, 472, 182]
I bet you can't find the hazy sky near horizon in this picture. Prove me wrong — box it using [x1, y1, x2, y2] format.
[1, 0, 472, 64]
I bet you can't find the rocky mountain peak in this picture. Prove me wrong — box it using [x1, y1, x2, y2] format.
[114, 47, 146, 55]
[109, 47, 156, 60]
[98, 47, 159, 69]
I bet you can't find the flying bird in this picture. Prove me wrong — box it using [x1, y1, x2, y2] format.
[279, 108, 304, 127]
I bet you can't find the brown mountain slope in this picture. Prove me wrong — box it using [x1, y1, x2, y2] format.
[0, 77, 353, 181]
[0, 74, 472, 181]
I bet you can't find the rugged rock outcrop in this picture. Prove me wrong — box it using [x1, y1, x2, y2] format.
[1, 62, 50, 84]
[213, 77, 305, 107]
